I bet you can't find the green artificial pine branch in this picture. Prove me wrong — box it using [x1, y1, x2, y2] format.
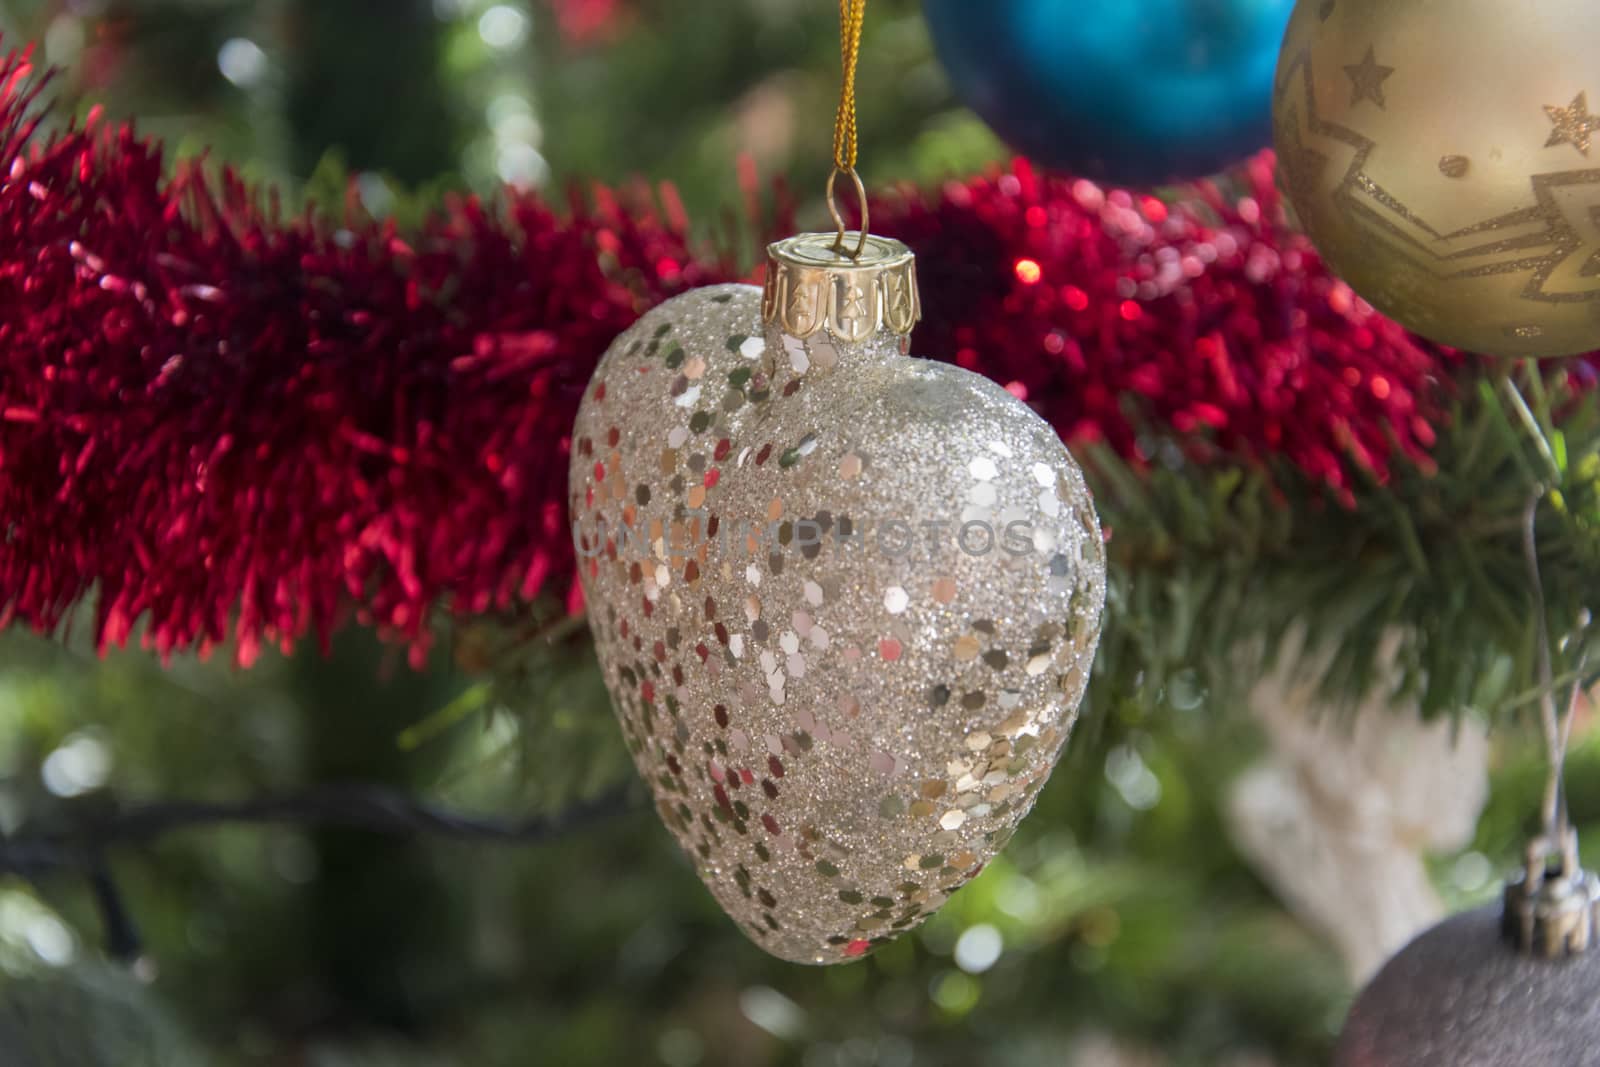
[1082, 367, 1600, 725]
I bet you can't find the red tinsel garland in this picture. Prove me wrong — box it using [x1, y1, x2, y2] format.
[0, 51, 720, 665]
[548, 0, 631, 46]
[872, 158, 1464, 493]
[0, 47, 1576, 665]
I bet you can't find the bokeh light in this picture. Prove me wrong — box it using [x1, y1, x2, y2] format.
[40, 730, 111, 798]
[954, 923, 1004, 974]
[217, 38, 268, 89]
[479, 5, 530, 50]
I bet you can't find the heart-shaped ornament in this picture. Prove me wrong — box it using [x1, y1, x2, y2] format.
[570, 233, 1105, 964]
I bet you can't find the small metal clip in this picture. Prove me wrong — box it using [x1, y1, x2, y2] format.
[1503, 827, 1600, 958]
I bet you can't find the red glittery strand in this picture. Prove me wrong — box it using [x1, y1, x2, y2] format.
[0, 47, 719, 666]
[547, 0, 631, 47]
[869, 156, 1486, 501]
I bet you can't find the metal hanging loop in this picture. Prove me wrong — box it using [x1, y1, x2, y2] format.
[826, 166, 870, 260]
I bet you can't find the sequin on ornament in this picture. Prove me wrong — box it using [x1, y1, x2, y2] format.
[570, 283, 1105, 964]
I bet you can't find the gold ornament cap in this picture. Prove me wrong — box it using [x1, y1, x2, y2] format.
[1503, 829, 1600, 958]
[762, 232, 921, 345]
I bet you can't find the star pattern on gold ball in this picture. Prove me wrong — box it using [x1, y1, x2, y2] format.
[1343, 46, 1395, 109]
[1272, 3, 1600, 357]
[1544, 91, 1600, 156]
[1281, 56, 1600, 302]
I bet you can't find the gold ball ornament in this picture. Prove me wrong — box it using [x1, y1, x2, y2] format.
[1273, 0, 1600, 358]
[569, 234, 1105, 964]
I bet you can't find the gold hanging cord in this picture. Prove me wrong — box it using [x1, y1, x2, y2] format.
[828, 0, 870, 258]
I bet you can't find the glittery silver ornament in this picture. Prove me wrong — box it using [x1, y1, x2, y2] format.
[1335, 905, 1600, 1066]
[569, 232, 1105, 964]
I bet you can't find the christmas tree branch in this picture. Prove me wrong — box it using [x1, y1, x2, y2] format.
[0, 783, 637, 870]
[0, 782, 640, 959]
[107, 783, 635, 844]
[85, 853, 141, 963]
[1501, 375, 1563, 483]
[1524, 489, 1566, 838]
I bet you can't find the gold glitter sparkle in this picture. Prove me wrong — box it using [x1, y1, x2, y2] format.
[569, 275, 1105, 966]
[1545, 91, 1600, 156]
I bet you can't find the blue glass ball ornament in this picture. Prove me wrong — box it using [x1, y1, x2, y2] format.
[923, 0, 1296, 186]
